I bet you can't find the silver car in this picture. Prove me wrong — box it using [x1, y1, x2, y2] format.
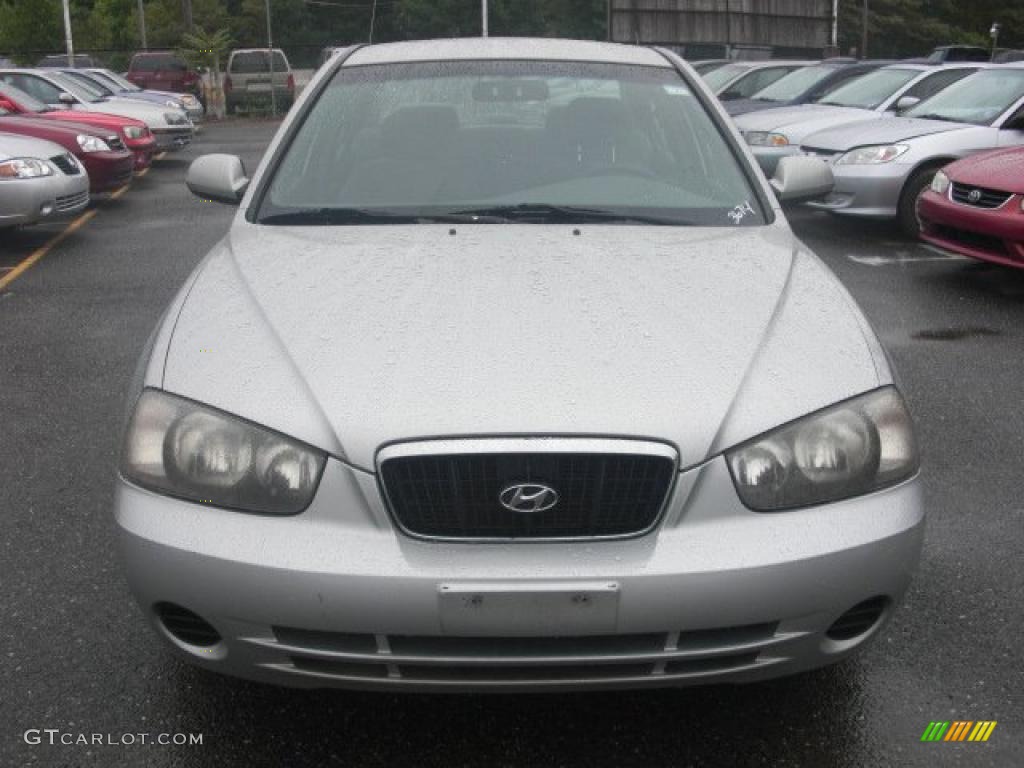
[0, 69, 194, 151]
[115, 39, 923, 692]
[738, 63, 983, 175]
[801, 64, 1024, 235]
[0, 132, 89, 227]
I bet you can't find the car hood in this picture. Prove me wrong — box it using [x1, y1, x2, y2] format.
[78, 98, 173, 127]
[160, 225, 886, 471]
[737, 104, 876, 134]
[724, 98, 794, 116]
[0, 131, 65, 160]
[801, 116, 967, 151]
[0, 114, 115, 142]
[945, 147, 1024, 194]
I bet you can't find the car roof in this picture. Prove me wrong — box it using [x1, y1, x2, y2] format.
[345, 38, 674, 68]
[714, 59, 816, 70]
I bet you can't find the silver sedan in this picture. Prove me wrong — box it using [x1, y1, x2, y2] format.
[0, 132, 89, 227]
[115, 38, 922, 692]
[801, 64, 1024, 235]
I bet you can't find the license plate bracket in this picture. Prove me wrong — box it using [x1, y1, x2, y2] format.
[438, 581, 620, 636]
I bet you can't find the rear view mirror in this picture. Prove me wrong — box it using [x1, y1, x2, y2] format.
[58, 92, 75, 105]
[895, 96, 920, 112]
[770, 155, 834, 203]
[186, 154, 249, 205]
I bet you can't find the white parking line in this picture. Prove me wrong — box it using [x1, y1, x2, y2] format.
[846, 248, 969, 267]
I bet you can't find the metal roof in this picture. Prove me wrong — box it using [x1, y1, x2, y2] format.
[344, 38, 673, 68]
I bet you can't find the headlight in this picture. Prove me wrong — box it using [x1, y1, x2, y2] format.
[181, 95, 199, 108]
[165, 98, 182, 108]
[726, 387, 918, 511]
[836, 144, 910, 165]
[931, 170, 950, 195]
[123, 125, 148, 139]
[745, 131, 789, 147]
[163, 111, 187, 125]
[0, 158, 54, 179]
[77, 134, 111, 152]
[121, 390, 327, 515]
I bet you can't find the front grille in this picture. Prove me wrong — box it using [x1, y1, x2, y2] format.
[50, 153, 80, 175]
[931, 224, 1009, 258]
[263, 622, 783, 686]
[380, 447, 676, 539]
[950, 182, 1012, 209]
[107, 135, 126, 151]
[55, 190, 88, 212]
[801, 146, 839, 161]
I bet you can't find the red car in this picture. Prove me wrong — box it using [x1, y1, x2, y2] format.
[0, 81, 156, 171]
[918, 148, 1024, 269]
[0, 113, 134, 193]
[126, 51, 201, 98]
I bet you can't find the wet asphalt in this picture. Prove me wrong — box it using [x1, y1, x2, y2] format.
[0, 119, 1021, 768]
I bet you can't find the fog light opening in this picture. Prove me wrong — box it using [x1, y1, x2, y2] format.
[155, 602, 222, 647]
[826, 596, 890, 641]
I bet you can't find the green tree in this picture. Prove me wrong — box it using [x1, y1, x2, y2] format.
[0, 0, 63, 63]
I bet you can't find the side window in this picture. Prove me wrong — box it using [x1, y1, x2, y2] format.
[902, 69, 976, 102]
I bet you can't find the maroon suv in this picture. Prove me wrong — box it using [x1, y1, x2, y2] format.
[126, 52, 200, 97]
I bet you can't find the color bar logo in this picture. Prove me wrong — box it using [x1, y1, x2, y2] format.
[921, 721, 997, 742]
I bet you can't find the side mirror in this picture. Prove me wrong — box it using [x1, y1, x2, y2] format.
[770, 155, 834, 203]
[186, 154, 249, 205]
[894, 95, 920, 112]
[0, 97, 14, 112]
[57, 91, 76, 105]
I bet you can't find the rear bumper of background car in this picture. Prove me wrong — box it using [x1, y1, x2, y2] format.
[116, 454, 925, 692]
[0, 171, 89, 227]
[918, 189, 1024, 269]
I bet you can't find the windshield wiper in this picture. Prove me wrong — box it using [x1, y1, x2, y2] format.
[257, 207, 510, 226]
[446, 203, 684, 226]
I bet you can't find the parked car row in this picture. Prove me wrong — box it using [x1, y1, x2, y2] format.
[0, 68, 199, 228]
[701, 57, 1024, 267]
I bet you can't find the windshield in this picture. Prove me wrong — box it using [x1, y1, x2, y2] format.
[231, 51, 288, 73]
[702, 63, 747, 91]
[0, 82, 49, 112]
[752, 64, 837, 102]
[815, 68, 919, 109]
[258, 61, 764, 227]
[89, 70, 130, 92]
[63, 70, 114, 96]
[51, 72, 104, 103]
[905, 68, 1024, 125]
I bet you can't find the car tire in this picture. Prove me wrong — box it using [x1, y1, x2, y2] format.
[898, 164, 944, 239]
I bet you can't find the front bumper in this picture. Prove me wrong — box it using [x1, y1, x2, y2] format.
[804, 163, 911, 219]
[751, 145, 800, 177]
[151, 126, 193, 151]
[116, 454, 925, 692]
[79, 151, 135, 193]
[0, 171, 89, 227]
[918, 188, 1024, 269]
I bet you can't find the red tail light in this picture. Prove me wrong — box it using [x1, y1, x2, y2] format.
[223, 75, 232, 93]
[286, 74, 295, 92]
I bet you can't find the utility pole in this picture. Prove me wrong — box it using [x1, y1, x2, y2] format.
[482, 0, 488, 37]
[369, 0, 377, 43]
[181, 0, 193, 32]
[861, 0, 869, 59]
[606, 0, 612, 42]
[138, 0, 147, 49]
[61, 0, 74, 67]
[831, 0, 838, 50]
[265, 0, 277, 117]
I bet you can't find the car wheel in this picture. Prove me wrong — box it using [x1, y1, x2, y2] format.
[898, 164, 943, 239]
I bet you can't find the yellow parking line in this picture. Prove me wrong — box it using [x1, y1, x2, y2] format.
[155, 152, 167, 161]
[110, 184, 131, 200]
[137, 167, 150, 178]
[0, 209, 97, 291]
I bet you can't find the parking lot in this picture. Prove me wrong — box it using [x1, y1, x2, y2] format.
[1, 118, 1021, 767]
